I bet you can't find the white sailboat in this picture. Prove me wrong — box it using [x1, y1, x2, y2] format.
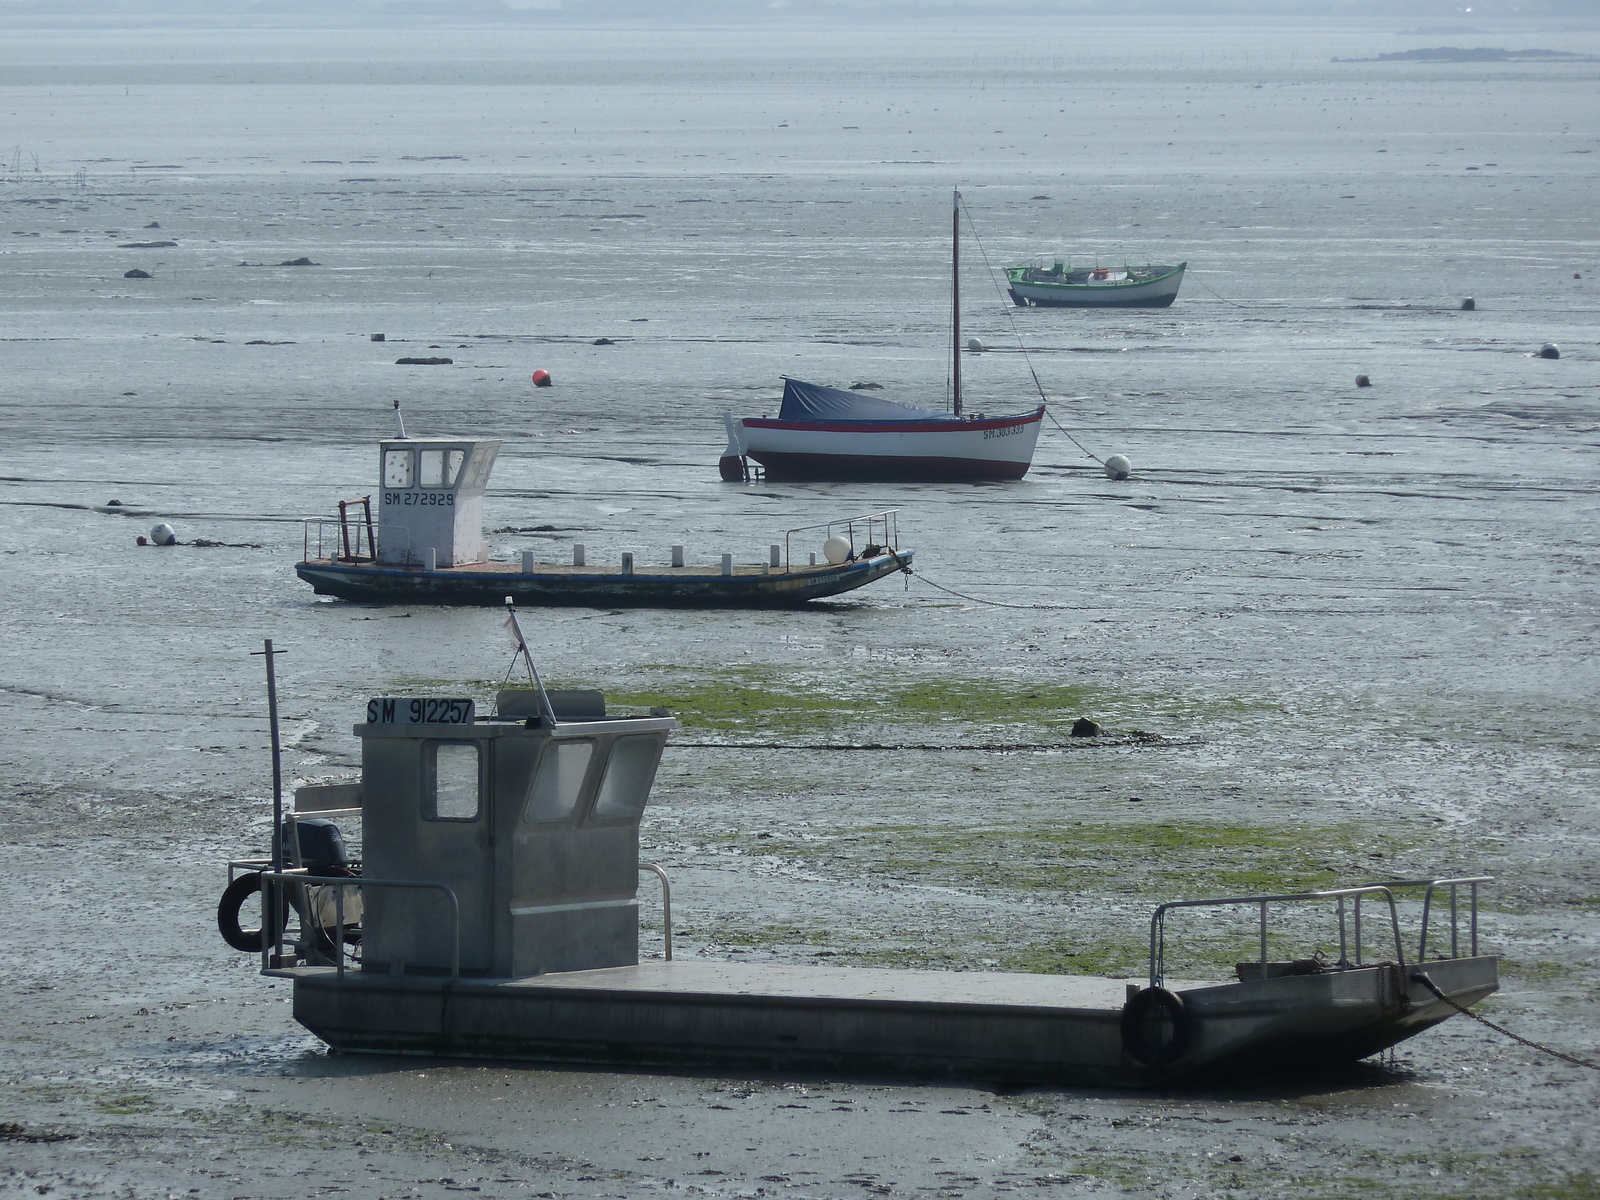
[721, 190, 1045, 483]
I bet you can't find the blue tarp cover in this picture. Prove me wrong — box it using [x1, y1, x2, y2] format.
[778, 378, 952, 423]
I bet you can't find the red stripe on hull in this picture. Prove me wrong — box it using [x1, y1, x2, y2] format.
[744, 410, 1042, 436]
[748, 451, 1032, 482]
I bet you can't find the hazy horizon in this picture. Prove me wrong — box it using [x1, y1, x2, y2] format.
[2, 0, 1598, 28]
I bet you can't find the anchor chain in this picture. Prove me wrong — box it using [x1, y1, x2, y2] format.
[1412, 971, 1600, 1072]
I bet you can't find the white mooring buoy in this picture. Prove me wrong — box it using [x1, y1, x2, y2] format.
[823, 535, 852, 565]
[966, 338, 986, 353]
[149, 522, 177, 546]
[1103, 454, 1132, 481]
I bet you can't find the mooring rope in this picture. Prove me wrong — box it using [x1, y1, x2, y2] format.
[1042, 405, 1110, 464]
[958, 196, 1106, 470]
[1188, 267, 1246, 308]
[1412, 971, 1600, 1072]
[882, 545, 1079, 610]
[909, 568, 1080, 611]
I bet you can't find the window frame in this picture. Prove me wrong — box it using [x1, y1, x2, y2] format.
[383, 448, 415, 489]
[422, 739, 482, 823]
[521, 737, 598, 826]
[418, 449, 446, 488]
[587, 733, 666, 826]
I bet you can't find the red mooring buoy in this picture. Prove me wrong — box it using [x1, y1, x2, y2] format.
[532, 369, 552, 387]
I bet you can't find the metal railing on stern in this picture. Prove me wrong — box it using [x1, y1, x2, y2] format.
[1149, 885, 1401, 989]
[301, 496, 377, 562]
[303, 516, 414, 565]
[257, 870, 460, 982]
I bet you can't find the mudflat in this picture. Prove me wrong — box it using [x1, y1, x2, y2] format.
[2, 10, 1597, 1199]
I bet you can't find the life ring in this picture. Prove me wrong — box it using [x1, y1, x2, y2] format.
[216, 871, 289, 953]
[1120, 986, 1192, 1068]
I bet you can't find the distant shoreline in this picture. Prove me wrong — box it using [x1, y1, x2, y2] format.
[1337, 46, 1600, 62]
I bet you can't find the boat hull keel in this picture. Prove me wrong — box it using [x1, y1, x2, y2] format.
[294, 550, 910, 608]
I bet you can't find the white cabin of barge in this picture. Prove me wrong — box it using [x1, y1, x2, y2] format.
[376, 437, 501, 568]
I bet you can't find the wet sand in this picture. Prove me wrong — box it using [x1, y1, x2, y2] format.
[3, 11, 1599, 1199]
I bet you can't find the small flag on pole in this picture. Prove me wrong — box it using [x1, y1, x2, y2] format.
[502, 599, 557, 728]
[502, 609, 525, 651]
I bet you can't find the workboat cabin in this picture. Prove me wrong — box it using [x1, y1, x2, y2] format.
[221, 683, 1500, 1085]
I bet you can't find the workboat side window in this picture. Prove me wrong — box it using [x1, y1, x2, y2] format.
[419, 448, 466, 489]
[590, 734, 665, 823]
[523, 738, 595, 824]
[384, 449, 414, 489]
[425, 741, 480, 821]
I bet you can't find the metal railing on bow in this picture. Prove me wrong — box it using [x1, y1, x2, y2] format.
[1146, 876, 1491, 989]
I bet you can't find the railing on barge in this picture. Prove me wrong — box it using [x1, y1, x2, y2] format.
[301, 496, 378, 563]
[782, 509, 901, 573]
[257, 869, 461, 980]
[250, 862, 674, 979]
[1148, 876, 1491, 989]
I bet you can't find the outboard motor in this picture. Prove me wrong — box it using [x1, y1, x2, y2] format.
[282, 817, 351, 871]
[218, 817, 359, 957]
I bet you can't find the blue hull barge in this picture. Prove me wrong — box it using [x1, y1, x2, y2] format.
[295, 548, 910, 608]
[296, 421, 910, 608]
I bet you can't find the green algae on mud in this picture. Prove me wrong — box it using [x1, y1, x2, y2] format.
[1499, 959, 1577, 984]
[682, 817, 1443, 979]
[686, 915, 1363, 982]
[710, 818, 1422, 899]
[1519, 1172, 1600, 1200]
[93, 1093, 157, 1116]
[590, 664, 1279, 738]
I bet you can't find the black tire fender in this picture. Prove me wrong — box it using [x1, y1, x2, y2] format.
[217, 871, 288, 953]
[1120, 986, 1192, 1068]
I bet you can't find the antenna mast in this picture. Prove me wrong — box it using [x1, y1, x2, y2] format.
[251, 639, 287, 872]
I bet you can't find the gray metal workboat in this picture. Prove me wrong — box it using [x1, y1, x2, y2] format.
[220, 685, 1497, 1086]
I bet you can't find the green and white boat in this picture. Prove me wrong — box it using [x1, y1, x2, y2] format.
[1006, 260, 1186, 308]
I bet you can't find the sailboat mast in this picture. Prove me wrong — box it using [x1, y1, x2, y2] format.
[951, 188, 962, 417]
